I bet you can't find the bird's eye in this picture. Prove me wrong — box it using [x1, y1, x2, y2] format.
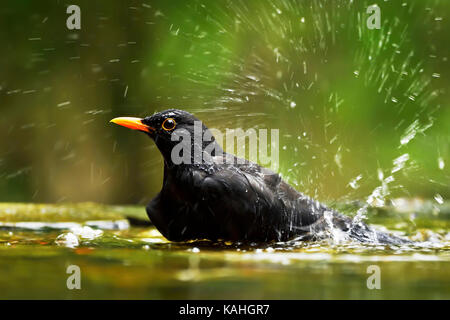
[162, 118, 176, 131]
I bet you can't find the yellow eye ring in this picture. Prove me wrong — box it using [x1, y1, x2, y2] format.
[162, 118, 176, 131]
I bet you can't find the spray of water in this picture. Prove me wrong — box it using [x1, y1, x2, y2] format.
[157, 0, 446, 226]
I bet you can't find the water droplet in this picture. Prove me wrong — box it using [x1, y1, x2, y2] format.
[377, 168, 384, 181]
[438, 157, 445, 170]
[349, 175, 363, 189]
[434, 194, 444, 205]
[392, 154, 409, 173]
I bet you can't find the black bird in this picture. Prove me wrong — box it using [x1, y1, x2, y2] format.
[111, 109, 408, 244]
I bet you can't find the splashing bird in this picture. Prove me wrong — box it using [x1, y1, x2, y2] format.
[111, 109, 408, 244]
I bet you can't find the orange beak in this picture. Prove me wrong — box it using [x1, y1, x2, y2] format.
[110, 117, 154, 133]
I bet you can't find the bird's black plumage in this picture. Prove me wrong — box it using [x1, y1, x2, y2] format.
[112, 109, 408, 244]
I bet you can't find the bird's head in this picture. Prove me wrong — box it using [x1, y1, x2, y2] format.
[110, 109, 222, 166]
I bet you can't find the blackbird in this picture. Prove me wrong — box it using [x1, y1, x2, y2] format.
[111, 109, 408, 244]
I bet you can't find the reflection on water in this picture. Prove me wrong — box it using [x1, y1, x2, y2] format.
[0, 203, 448, 299]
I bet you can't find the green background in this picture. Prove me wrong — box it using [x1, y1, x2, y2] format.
[0, 0, 448, 205]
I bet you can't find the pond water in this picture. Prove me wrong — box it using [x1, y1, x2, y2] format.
[0, 202, 448, 299]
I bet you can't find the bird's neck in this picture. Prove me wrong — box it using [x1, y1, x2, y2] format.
[157, 133, 224, 168]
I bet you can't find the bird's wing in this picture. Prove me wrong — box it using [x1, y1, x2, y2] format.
[211, 154, 334, 235]
[211, 153, 282, 189]
[174, 155, 290, 241]
[185, 153, 317, 240]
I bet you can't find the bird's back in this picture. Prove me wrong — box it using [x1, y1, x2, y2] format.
[146, 152, 408, 244]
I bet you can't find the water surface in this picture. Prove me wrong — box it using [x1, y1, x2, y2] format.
[0, 202, 448, 299]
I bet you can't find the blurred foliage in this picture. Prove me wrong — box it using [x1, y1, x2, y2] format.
[0, 0, 448, 205]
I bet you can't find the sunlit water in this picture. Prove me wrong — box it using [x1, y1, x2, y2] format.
[0, 202, 448, 299]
